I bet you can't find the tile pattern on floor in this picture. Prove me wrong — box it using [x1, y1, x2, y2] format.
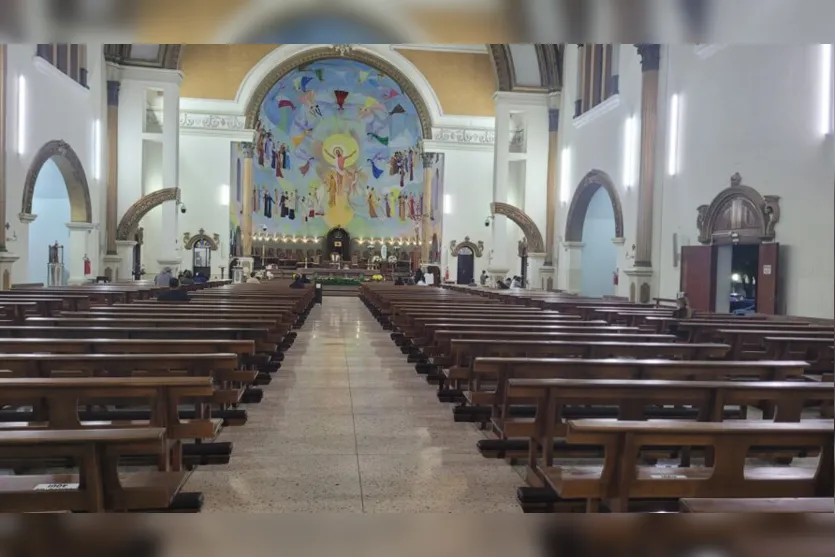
[186, 297, 523, 512]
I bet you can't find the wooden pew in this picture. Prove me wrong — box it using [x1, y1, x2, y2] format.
[717, 329, 834, 361]
[764, 336, 835, 373]
[535, 419, 833, 512]
[0, 428, 188, 512]
[680, 497, 835, 513]
[0, 377, 219, 471]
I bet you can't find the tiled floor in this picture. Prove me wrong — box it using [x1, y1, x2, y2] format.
[187, 297, 523, 512]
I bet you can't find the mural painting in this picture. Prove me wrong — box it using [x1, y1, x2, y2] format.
[250, 58, 424, 240]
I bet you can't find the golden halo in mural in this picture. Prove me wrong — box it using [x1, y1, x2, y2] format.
[322, 134, 360, 169]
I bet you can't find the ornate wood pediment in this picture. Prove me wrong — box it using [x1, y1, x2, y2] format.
[449, 237, 484, 257]
[696, 173, 780, 244]
[183, 228, 220, 250]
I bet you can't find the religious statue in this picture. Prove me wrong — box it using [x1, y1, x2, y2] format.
[48, 242, 60, 264]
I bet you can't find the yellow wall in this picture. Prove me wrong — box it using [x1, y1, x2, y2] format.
[179, 44, 279, 100]
[179, 45, 496, 116]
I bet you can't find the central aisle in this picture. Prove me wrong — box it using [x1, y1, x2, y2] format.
[188, 297, 523, 512]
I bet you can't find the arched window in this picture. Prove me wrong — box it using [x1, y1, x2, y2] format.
[36, 44, 88, 87]
[575, 44, 619, 117]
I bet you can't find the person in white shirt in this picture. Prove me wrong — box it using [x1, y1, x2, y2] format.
[246, 272, 261, 284]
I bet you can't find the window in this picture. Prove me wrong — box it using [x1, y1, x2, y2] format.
[36, 43, 88, 87]
[575, 44, 620, 117]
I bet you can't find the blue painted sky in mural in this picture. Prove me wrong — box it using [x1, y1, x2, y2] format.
[251, 57, 424, 240]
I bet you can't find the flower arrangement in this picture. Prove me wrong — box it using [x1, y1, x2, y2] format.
[371, 255, 382, 263]
[387, 255, 397, 264]
[371, 274, 383, 281]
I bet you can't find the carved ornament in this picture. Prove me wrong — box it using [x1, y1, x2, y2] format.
[696, 173, 781, 244]
[184, 228, 220, 251]
[490, 202, 546, 253]
[116, 187, 180, 241]
[449, 236, 485, 258]
[22, 140, 92, 223]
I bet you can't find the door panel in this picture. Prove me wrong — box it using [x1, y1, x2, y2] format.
[681, 245, 716, 312]
[757, 243, 779, 314]
[457, 254, 474, 285]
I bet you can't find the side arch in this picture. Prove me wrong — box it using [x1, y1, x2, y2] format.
[696, 172, 780, 244]
[243, 45, 434, 138]
[116, 188, 179, 241]
[449, 237, 484, 258]
[490, 202, 545, 253]
[564, 169, 624, 243]
[183, 229, 220, 251]
[21, 140, 92, 223]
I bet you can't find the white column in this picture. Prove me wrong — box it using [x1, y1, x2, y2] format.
[65, 222, 94, 284]
[527, 252, 546, 290]
[562, 241, 584, 294]
[489, 94, 511, 280]
[160, 84, 181, 264]
[115, 240, 137, 280]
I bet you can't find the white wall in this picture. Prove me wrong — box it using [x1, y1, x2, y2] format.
[137, 139, 164, 273]
[177, 133, 235, 278]
[3, 44, 105, 283]
[657, 45, 834, 318]
[435, 146, 495, 283]
[558, 44, 834, 317]
[580, 188, 617, 297]
[28, 159, 70, 283]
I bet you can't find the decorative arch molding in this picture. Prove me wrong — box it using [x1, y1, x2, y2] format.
[116, 188, 180, 241]
[564, 169, 624, 243]
[21, 140, 92, 223]
[242, 44, 437, 137]
[490, 202, 546, 253]
[183, 229, 220, 251]
[696, 172, 780, 244]
[449, 237, 484, 258]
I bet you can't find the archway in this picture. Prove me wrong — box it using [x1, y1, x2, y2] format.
[490, 202, 545, 253]
[116, 188, 180, 241]
[21, 140, 92, 223]
[564, 170, 624, 297]
[27, 159, 71, 284]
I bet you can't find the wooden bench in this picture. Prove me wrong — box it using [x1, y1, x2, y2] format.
[0, 376, 219, 471]
[680, 497, 835, 513]
[0, 428, 188, 512]
[537, 419, 834, 512]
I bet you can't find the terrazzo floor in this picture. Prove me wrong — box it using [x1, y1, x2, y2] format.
[185, 297, 524, 512]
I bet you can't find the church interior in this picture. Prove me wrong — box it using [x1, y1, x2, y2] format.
[0, 4, 833, 517]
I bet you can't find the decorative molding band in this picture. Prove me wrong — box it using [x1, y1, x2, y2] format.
[180, 111, 246, 132]
[431, 127, 495, 146]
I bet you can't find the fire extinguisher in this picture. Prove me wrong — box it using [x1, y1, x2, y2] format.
[444, 267, 450, 282]
[613, 268, 619, 286]
[83, 255, 91, 276]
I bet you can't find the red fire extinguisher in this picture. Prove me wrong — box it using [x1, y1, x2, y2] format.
[444, 267, 450, 282]
[83, 256, 91, 276]
[613, 268, 619, 286]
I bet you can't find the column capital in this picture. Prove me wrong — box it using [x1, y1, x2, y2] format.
[241, 141, 255, 159]
[18, 213, 37, 224]
[548, 108, 560, 132]
[65, 222, 95, 232]
[421, 152, 436, 168]
[107, 80, 121, 106]
[635, 44, 661, 72]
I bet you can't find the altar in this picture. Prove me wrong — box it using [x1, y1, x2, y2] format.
[297, 267, 376, 279]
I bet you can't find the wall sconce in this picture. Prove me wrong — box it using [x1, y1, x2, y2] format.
[625, 244, 636, 261]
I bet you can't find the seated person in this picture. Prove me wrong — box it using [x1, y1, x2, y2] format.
[193, 272, 208, 284]
[300, 274, 311, 284]
[157, 277, 190, 302]
[496, 278, 510, 290]
[179, 270, 194, 285]
[672, 293, 694, 319]
[394, 277, 405, 285]
[246, 272, 261, 284]
[289, 276, 306, 289]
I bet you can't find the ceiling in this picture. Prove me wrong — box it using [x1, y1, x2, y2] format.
[104, 43, 562, 92]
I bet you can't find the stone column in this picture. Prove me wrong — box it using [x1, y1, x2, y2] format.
[488, 94, 512, 283]
[241, 142, 254, 257]
[115, 240, 137, 280]
[0, 45, 16, 288]
[625, 44, 662, 303]
[66, 222, 94, 284]
[562, 241, 584, 294]
[105, 80, 120, 255]
[160, 85, 181, 264]
[540, 101, 561, 290]
[420, 151, 435, 265]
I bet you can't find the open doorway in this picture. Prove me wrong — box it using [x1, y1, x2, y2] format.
[579, 187, 617, 297]
[27, 159, 70, 284]
[714, 244, 759, 314]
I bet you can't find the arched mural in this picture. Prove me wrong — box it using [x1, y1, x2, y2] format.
[248, 57, 425, 241]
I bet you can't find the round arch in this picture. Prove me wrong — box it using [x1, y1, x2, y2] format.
[214, 0, 429, 45]
[239, 44, 440, 135]
[116, 188, 180, 241]
[21, 140, 92, 223]
[490, 202, 545, 253]
[564, 169, 624, 243]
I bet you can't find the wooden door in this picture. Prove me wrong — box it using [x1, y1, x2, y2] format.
[457, 252, 475, 285]
[757, 243, 780, 314]
[680, 245, 716, 312]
